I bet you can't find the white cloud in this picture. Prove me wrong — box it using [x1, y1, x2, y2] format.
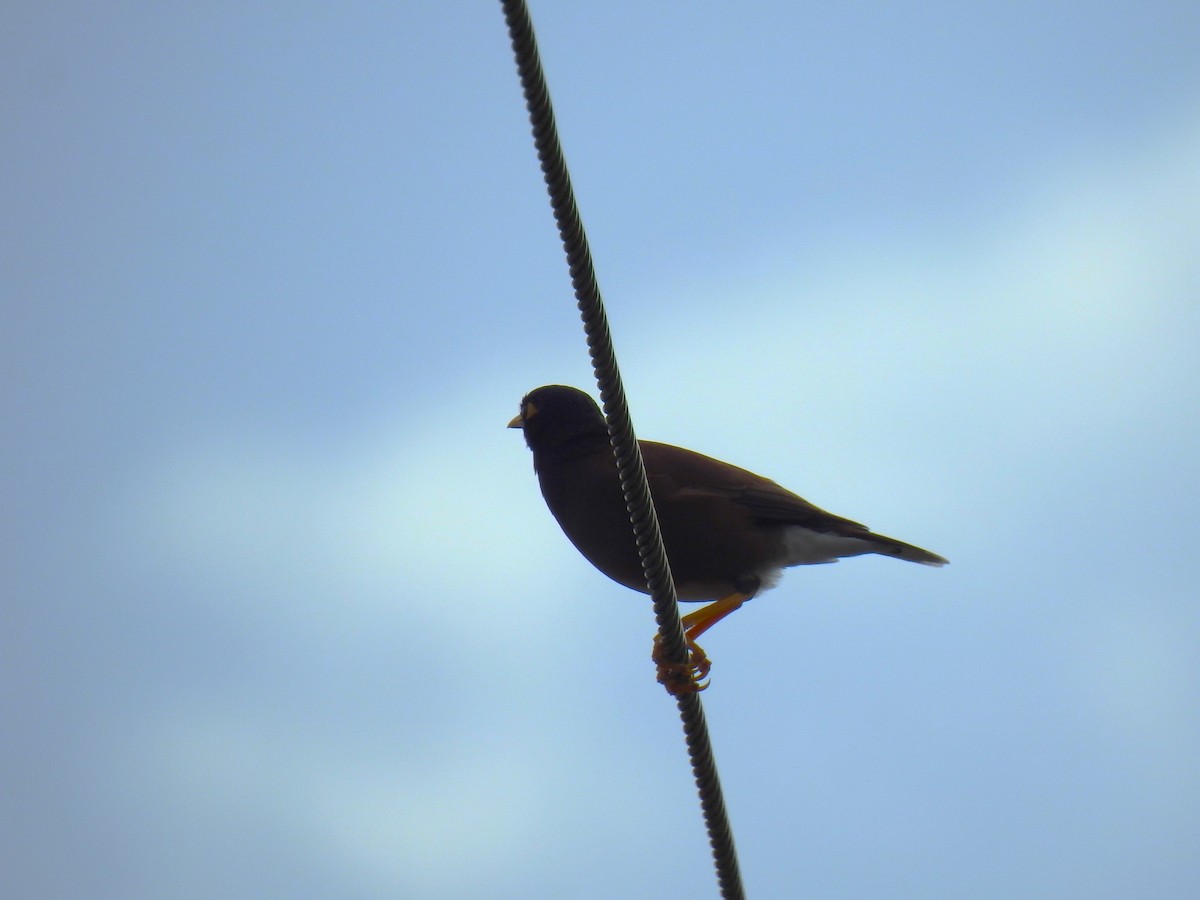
[125, 388, 579, 640]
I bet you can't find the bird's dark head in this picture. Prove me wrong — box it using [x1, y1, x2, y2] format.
[508, 385, 609, 461]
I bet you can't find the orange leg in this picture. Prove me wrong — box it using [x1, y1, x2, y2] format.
[653, 592, 751, 695]
[680, 592, 750, 643]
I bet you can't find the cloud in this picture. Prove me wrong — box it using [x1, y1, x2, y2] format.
[126, 390, 574, 637]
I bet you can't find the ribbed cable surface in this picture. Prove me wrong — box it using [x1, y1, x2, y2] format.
[499, 3, 745, 897]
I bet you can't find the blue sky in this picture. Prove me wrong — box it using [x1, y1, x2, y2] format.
[4, 2, 1199, 897]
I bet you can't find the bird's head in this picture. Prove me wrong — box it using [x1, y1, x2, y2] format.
[508, 385, 610, 460]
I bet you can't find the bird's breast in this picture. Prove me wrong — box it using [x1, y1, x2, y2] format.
[535, 455, 789, 601]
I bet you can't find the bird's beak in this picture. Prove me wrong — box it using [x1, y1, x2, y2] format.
[508, 399, 536, 429]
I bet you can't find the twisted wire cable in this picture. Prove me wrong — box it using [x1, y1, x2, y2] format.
[499, 2, 745, 896]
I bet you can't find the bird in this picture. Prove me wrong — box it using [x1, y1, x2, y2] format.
[509, 384, 946, 693]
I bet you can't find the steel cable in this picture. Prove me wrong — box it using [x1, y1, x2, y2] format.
[499, 2, 745, 896]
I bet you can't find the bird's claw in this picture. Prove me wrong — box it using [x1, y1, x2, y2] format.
[652, 634, 712, 695]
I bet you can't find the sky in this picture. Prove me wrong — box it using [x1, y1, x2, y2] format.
[3, 2, 1199, 897]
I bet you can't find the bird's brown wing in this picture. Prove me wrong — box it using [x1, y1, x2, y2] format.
[730, 484, 871, 535]
[641, 440, 870, 536]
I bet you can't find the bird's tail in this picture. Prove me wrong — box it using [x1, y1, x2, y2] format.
[866, 533, 948, 567]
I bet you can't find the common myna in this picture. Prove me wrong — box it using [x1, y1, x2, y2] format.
[509, 384, 947, 693]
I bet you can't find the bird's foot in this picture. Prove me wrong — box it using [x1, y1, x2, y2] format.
[649, 593, 750, 694]
[652, 634, 711, 695]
